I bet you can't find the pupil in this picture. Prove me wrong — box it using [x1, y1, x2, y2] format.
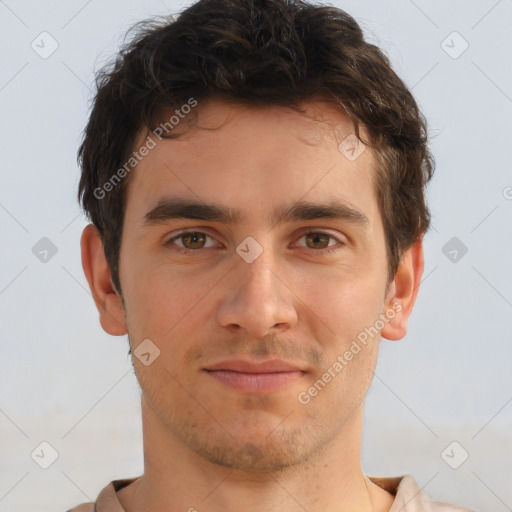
[308, 233, 328, 248]
[185, 232, 204, 248]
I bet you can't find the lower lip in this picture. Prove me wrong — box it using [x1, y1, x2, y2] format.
[205, 370, 305, 393]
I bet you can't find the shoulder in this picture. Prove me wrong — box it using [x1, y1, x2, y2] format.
[65, 476, 139, 512]
[429, 500, 475, 512]
[65, 503, 94, 512]
[369, 474, 475, 512]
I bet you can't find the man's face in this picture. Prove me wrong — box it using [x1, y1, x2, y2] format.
[117, 100, 397, 471]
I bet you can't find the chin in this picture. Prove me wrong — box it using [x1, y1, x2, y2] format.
[202, 437, 308, 473]
[174, 412, 330, 474]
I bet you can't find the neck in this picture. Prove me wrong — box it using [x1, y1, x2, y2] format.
[118, 396, 390, 512]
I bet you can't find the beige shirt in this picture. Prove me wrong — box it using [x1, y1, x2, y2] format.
[67, 474, 475, 512]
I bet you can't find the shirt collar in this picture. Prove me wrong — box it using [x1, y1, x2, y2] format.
[93, 474, 465, 512]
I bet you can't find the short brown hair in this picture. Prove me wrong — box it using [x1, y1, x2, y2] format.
[78, 0, 434, 295]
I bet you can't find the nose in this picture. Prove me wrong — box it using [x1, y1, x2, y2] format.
[215, 246, 298, 338]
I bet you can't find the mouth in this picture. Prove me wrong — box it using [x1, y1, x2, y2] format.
[203, 359, 306, 393]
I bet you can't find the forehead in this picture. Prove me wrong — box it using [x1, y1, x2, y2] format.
[124, 99, 378, 227]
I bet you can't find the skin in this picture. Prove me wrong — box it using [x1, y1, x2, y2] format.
[81, 99, 424, 512]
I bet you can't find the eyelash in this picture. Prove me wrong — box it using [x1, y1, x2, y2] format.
[165, 230, 345, 255]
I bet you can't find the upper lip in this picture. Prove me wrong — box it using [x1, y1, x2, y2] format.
[204, 359, 304, 373]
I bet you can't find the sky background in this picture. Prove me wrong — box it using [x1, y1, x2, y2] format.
[1, 0, 511, 511]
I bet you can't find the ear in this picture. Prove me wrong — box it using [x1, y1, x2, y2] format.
[380, 238, 424, 341]
[80, 224, 127, 336]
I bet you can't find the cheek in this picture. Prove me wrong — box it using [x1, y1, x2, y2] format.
[294, 264, 386, 348]
[298, 273, 382, 407]
[123, 258, 224, 343]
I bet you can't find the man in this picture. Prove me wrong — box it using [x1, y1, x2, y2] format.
[69, 0, 474, 510]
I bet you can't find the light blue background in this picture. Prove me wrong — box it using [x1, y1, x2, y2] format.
[1, 1, 511, 510]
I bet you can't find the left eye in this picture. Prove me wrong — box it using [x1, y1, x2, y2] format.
[295, 231, 343, 251]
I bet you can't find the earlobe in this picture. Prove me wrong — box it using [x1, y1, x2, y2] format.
[81, 224, 127, 336]
[380, 238, 424, 341]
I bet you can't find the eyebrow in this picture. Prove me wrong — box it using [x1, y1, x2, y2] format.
[143, 197, 369, 229]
